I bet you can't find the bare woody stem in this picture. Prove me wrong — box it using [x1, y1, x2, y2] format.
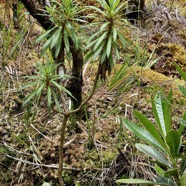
[58, 62, 101, 186]
[58, 114, 70, 186]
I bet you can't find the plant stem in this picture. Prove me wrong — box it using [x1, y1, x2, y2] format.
[58, 114, 70, 186]
[58, 62, 101, 185]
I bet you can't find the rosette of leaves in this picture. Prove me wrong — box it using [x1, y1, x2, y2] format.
[35, 0, 86, 58]
[21, 58, 73, 111]
[85, 0, 130, 80]
[117, 91, 186, 186]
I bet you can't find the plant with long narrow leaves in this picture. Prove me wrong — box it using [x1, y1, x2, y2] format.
[35, 0, 86, 58]
[174, 63, 186, 97]
[108, 60, 137, 93]
[85, 0, 132, 80]
[21, 57, 74, 110]
[117, 91, 186, 186]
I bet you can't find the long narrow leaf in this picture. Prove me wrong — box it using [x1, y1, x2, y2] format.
[136, 144, 172, 168]
[165, 130, 181, 156]
[100, 22, 109, 32]
[64, 30, 70, 52]
[117, 179, 157, 185]
[123, 118, 166, 152]
[20, 81, 39, 90]
[51, 89, 61, 112]
[88, 6, 107, 17]
[112, 26, 117, 42]
[93, 32, 107, 51]
[93, 41, 106, 61]
[174, 62, 186, 81]
[162, 90, 172, 134]
[178, 111, 186, 135]
[153, 95, 166, 137]
[134, 110, 167, 151]
[107, 35, 112, 57]
[50, 26, 62, 49]
[47, 87, 52, 108]
[55, 34, 62, 57]
[22, 90, 37, 107]
[35, 27, 56, 43]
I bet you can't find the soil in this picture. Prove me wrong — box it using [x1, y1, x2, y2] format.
[0, 1, 186, 186]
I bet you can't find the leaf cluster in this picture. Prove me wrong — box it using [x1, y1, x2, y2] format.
[35, 0, 86, 58]
[85, 0, 131, 79]
[118, 91, 186, 185]
[21, 59, 73, 111]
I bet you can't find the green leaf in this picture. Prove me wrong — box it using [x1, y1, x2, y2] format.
[88, 5, 107, 17]
[87, 31, 101, 44]
[93, 32, 107, 51]
[36, 84, 45, 97]
[20, 81, 39, 90]
[50, 26, 62, 49]
[84, 51, 94, 63]
[155, 96, 166, 136]
[165, 130, 181, 156]
[117, 31, 126, 48]
[100, 22, 109, 32]
[86, 39, 98, 50]
[174, 62, 186, 81]
[136, 144, 171, 168]
[164, 169, 179, 178]
[155, 165, 165, 177]
[93, 40, 106, 60]
[112, 0, 121, 10]
[12, 134, 29, 149]
[55, 34, 62, 57]
[117, 178, 157, 185]
[0, 147, 7, 153]
[64, 30, 70, 52]
[179, 111, 186, 135]
[123, 118, 166, 152]
[112, 26, 117, 41]
[163, 90, 172, 134]
[156, 176, 176, 186]
[107, 35, 112, 57]
[100, 46, 107, 63]
[108, 63, 129, 90]
[41, 38, 52, 56]
[51, 80, 63, 91]
[108, 53, 114, 70]
[178, 85, 186, 96]
[113, 43, 119, 61]
[47, 87, 52, 107]
[22, 90, 37, 107]
[35, 27, 56, 43]
[70, 27, 79, 50]
[51, 80, 75, 99]
[134, 110, 167, 152]
[180, 159, 186, 175]
[51, 89, 60, 112]
[114, 1, 127, 15]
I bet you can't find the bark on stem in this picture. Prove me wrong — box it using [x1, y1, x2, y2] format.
[58, 114, 69, 186]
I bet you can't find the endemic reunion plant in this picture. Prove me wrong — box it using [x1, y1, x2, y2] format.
[85, 0, 131, 80]
[35, 0, 85, 58]
[117, 91, 186, 186]
[21, 58, 73, 110]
